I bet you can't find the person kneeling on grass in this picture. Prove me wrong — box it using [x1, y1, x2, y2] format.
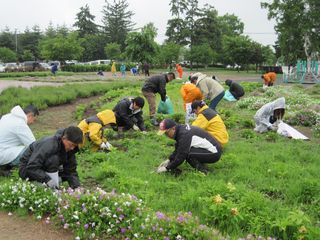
[19, 126, 83, 189]
[157, 119, 222, 175]
[191, 100, 229, 147]
[254, 97, 285, 133]
[78, 110, 117, 151]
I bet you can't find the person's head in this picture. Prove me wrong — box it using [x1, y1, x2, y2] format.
[167, 72, 176, 82]
[261, 75, 265, 79]
[190, 76, 198, 85]
[212, 75, 216, 80]
[23, 105, 39, 124]
[62, 126, 83, 152]
[191, 100, 206, 115]
[158, 119, 177, 139]
[225, 79, 232, 86]
[132, 97, 145, 110]
[273, 108, 285, 121]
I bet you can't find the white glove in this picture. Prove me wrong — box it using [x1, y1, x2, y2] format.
[133, 125, 139, 131]
[270, 125, 278, 131]
[105, 141, 113, 150]
[156, 166, 167, 173]
[100, 142, 108, 149]
[47, 179, 58, 189]
[158, 159, 170, 168]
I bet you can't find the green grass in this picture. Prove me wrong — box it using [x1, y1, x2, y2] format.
[1, 76, 319, 239]
[0, 71, 73, 78]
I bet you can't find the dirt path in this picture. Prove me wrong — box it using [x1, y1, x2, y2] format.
[0, 80, 64, 93]
[0, 212, 73, 240]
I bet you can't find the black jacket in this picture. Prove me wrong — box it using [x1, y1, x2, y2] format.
[142, 74, 168, 101]
[113, 98, 145, 131]
[167, 125, 222, 170]
[19, 129, 80, 188]
[225, 80, 244, 100]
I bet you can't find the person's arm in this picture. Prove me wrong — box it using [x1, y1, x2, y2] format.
[25, 141, 57, 184]
[135, 112, 146, 131]
[60, 151, 80, 189]
[118, 103, 135, 129]
[16, 125, 36, 146]
[159, 78, 167, 102]
[191, 114, 209, 130]
[88, 123, 104, 145]
[166, 137, 190, 170]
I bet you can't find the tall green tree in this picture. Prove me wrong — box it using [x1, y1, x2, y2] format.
[0, 47, 17, 62]
[104, 42, 121, 60]
[102, 0, 134, 50]
[74, 4, 98, 37]
[0, 27, 15, 51]
[186, 43, 216, 68]
[125, 23, 159, 63]
[19, 25, 43, 60]
[261, 0, 320, 64]
[218, 14, 244, 37]
[39, 32, 84, 62]
[81, 34, 107, 61]
[158, 42, 181, 65]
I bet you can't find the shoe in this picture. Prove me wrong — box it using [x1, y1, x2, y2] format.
[187, 158, 209, 175]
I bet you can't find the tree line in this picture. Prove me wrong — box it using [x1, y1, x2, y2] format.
[4, 0, 313, 69]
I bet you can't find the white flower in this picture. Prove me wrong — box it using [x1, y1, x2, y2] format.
[37, 215, 42, 220]
[75, 237, 80, 240]
[8, 212, 12, 216]
[134, 233, 139, 238]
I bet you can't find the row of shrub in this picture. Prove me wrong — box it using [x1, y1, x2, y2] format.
[62, 63, 137, 72]
[0, 71, 73, 78]
[0, 81, 141, 115]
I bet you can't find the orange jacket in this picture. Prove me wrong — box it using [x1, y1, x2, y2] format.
[180, 83, 203, 109]
[263, 72, 277, 84]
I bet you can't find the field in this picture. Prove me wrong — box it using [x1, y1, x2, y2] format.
[0, 71, 319, 240]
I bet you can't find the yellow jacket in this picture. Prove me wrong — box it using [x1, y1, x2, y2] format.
[180, 83, 203, 110]
[78, 110, 116, 147]
[192, 105, 229, 146]
[111, 62, 117, 74]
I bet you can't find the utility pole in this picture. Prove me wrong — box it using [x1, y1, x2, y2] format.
[15, 29, 18, 53]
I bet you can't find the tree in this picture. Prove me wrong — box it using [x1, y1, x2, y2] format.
[19, 25, 43, 60]
[21, 50, 34, 61]
[74, 4, 98, 37]
[102, 0, 134, 50]
[39, 32, 84, 62]
[104, 42, 121, 60]
[125, 23, 159, 63]
[81, 34, 107, 61]
[261, 0, 320, 64]
[186, 43, 216, 68]
[158, 42, 181, 65]
[0, 47, 17, 62]
[0, 27, 15, 51]
[218, 14, 244, 36]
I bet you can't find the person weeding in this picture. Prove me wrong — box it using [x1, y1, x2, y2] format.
[190, 72, 225, 111]
[78, 110, 116, 151]
[191, 100, 229, 147]
[157, 119, 222, 175]
[261, 72, 277, 87]
[0, 105, 39, 176]
[113, 97, 146, 133]
[225, 79, 245, 100]
[19, 126, 83, 189]
[254, 97, 285, 133]
[142, 72, 176, 126]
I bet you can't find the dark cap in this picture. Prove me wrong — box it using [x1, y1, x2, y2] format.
[133, 97, 145, 108]
[158, 119, 177, 135]
[191, 100, 206, 112]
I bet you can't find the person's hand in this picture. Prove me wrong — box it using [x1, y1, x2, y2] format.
[156, 166, 167, 173]
[105, 141, 113, 150]
[47, 179, 58, 189]
[100, 142, 108, 150]
[133, 125, 139, 131]
[158, 159, 170, 168]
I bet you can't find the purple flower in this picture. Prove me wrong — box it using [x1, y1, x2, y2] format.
[164, 238, 170, 240]
[120, 228, 126, 234]
[176, 215, 185, 223]
[84, 224, 89, 229]
[119, 214, 125, 220]
[156, 211, 165, 220]
[117, 207, 123, 212]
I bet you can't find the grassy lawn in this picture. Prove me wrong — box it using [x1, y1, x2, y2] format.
[0, 74, 319, 239]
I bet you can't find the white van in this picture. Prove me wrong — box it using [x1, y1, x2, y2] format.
[88, 59, 111, 65]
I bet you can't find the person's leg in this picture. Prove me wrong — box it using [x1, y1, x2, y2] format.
[209, 91, 225, 110]
[142, 91, 158, 125]
[186, 147, 221, 174]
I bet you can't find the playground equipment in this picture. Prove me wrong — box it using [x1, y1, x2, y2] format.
[283, 59, 320, 84]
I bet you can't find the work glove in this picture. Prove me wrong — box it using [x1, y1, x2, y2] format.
[158, 159, 170, 168]
[100, 142, 108, 150]
[105, 141, 113, 150]
[133, 124, 139, 131]
[47, 179, 58, 189]
[156, 166, 168, 173]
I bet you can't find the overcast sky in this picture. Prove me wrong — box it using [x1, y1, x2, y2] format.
[0, 0, 276, 46]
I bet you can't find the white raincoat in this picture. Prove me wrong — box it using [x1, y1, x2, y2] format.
[254, 97, 286, 133]
[0, 106, 35, 165]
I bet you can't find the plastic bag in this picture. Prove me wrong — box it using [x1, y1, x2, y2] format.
[157, 96, 174, 114]
[223, 90, 237, 101]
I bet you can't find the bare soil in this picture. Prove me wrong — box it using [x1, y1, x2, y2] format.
[0, 212, 73, 240]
